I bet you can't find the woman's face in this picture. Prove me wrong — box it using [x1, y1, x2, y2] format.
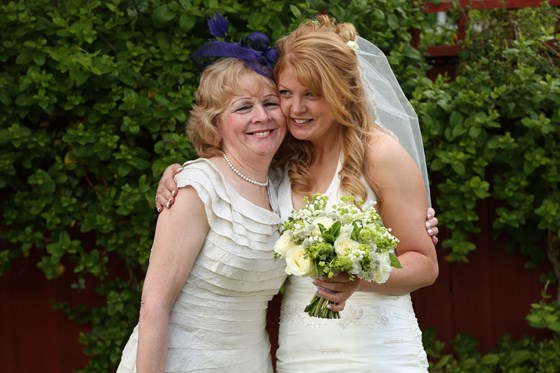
[218, 72, 286, 158]
[277, 66, 338, 143]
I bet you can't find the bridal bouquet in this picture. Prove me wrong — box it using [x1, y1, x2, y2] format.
[274, 194, 401, 319]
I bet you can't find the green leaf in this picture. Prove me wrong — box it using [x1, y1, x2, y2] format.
[178, 14, 196, 31]
[152, 4, 176, 25]
[481, 353, 500, 365]
[389, 253, 402, 269]
[451, 162, 465, 175]
[449, 111, 464, 127]
[289, 4, 301, 17]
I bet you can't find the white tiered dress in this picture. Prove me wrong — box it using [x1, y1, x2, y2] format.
[275, 161, 429, 373]
[117, 159, 287, 373]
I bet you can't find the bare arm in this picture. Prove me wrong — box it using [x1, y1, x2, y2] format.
[137, 186, 209, 371]
[365, 133, 439, 294]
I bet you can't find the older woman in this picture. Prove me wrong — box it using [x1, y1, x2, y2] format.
[117, 28, 288, 372]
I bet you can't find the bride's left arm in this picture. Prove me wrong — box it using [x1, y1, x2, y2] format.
[364, 134, 439, 294]
[314, 133, 438, 309]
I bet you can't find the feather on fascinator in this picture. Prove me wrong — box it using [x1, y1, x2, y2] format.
[191, 13, 279, 81]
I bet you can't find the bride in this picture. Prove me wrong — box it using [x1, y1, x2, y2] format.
[272, 15, 438, 372]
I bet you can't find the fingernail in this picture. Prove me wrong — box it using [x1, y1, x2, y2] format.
[166, 199, 171, 209]
[425, 221, 431, 229]
[327, 303, 332, 310]
[172, 190, 176, 197]
[157, 207, 162, 213]
[428, 228, 433, 235]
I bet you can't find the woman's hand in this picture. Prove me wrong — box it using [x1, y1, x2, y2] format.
[426, 207, 439, 245]
[312, 273, 361, 312]
[155, 164, 182, 212]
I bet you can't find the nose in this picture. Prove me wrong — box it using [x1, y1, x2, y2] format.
[290, 97, 304, 115]
[253, 105, 271, 122]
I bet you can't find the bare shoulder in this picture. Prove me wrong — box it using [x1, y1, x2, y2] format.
[172, 186, 206, 217]
[158, 185, 207, 227]
[365, 129, 426, 202]
[366, 129, 412, 168]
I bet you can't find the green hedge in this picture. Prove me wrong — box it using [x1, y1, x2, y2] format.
[412, 4, 560, 271]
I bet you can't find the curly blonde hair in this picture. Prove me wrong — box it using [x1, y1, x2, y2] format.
[187, 58, 277, 158]
[274, 14, 379, 202]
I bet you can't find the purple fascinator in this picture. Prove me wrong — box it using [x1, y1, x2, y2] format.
[191, 13, 279, 81]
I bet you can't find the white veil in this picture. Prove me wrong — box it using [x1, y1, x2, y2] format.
[355, 36, 431, 206]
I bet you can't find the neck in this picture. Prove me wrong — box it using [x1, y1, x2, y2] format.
[312, 137, 341, 167]
[311, 127, 342, 159]
[222, 151, 270, 187]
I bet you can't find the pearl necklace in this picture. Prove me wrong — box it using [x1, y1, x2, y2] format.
[222, 152, 269, 187]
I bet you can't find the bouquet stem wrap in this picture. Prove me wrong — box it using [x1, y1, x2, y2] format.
[305, 294, 340, 319]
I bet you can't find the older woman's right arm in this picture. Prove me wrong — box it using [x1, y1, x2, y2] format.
[137, 186, 209, 372]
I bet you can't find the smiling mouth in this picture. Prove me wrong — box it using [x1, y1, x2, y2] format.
[249, 130, 273, 137]
[292, 118, 312, 124]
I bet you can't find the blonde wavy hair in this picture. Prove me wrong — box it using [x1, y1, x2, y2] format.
[187, 58, 278, 158]
[274, 14, 379, 203]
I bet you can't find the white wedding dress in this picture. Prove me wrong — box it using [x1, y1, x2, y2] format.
[117, 159, 287, 373]
[275, 161, 429, 372]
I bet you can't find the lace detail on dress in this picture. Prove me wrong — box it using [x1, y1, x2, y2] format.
[279, 295, 415, 331]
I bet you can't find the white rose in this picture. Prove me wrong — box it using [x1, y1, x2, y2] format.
[274, 232, 296, 257]
[285, 245, 316, 277]
[311, 216, 335, 234]
[373, 252, 392, 284]
[334, 236, 360, 256]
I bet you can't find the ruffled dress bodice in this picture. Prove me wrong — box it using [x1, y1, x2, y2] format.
[117, 159, 287, 373]
[275, 159, 428, 372]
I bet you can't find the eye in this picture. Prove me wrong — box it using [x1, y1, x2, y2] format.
[234, 105, 253, 112]
[264, 100, 280, 108]
[278, 89, 291, 97]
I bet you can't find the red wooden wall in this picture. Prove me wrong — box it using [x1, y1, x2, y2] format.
[413, 199, 552, 353]
[1, 1, 557, 372]
[1, 251, 97, 372]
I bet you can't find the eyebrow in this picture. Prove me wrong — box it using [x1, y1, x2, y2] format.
[230, 96, 252, 105]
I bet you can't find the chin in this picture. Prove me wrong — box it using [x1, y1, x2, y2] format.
[291, 133, 311, 141]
